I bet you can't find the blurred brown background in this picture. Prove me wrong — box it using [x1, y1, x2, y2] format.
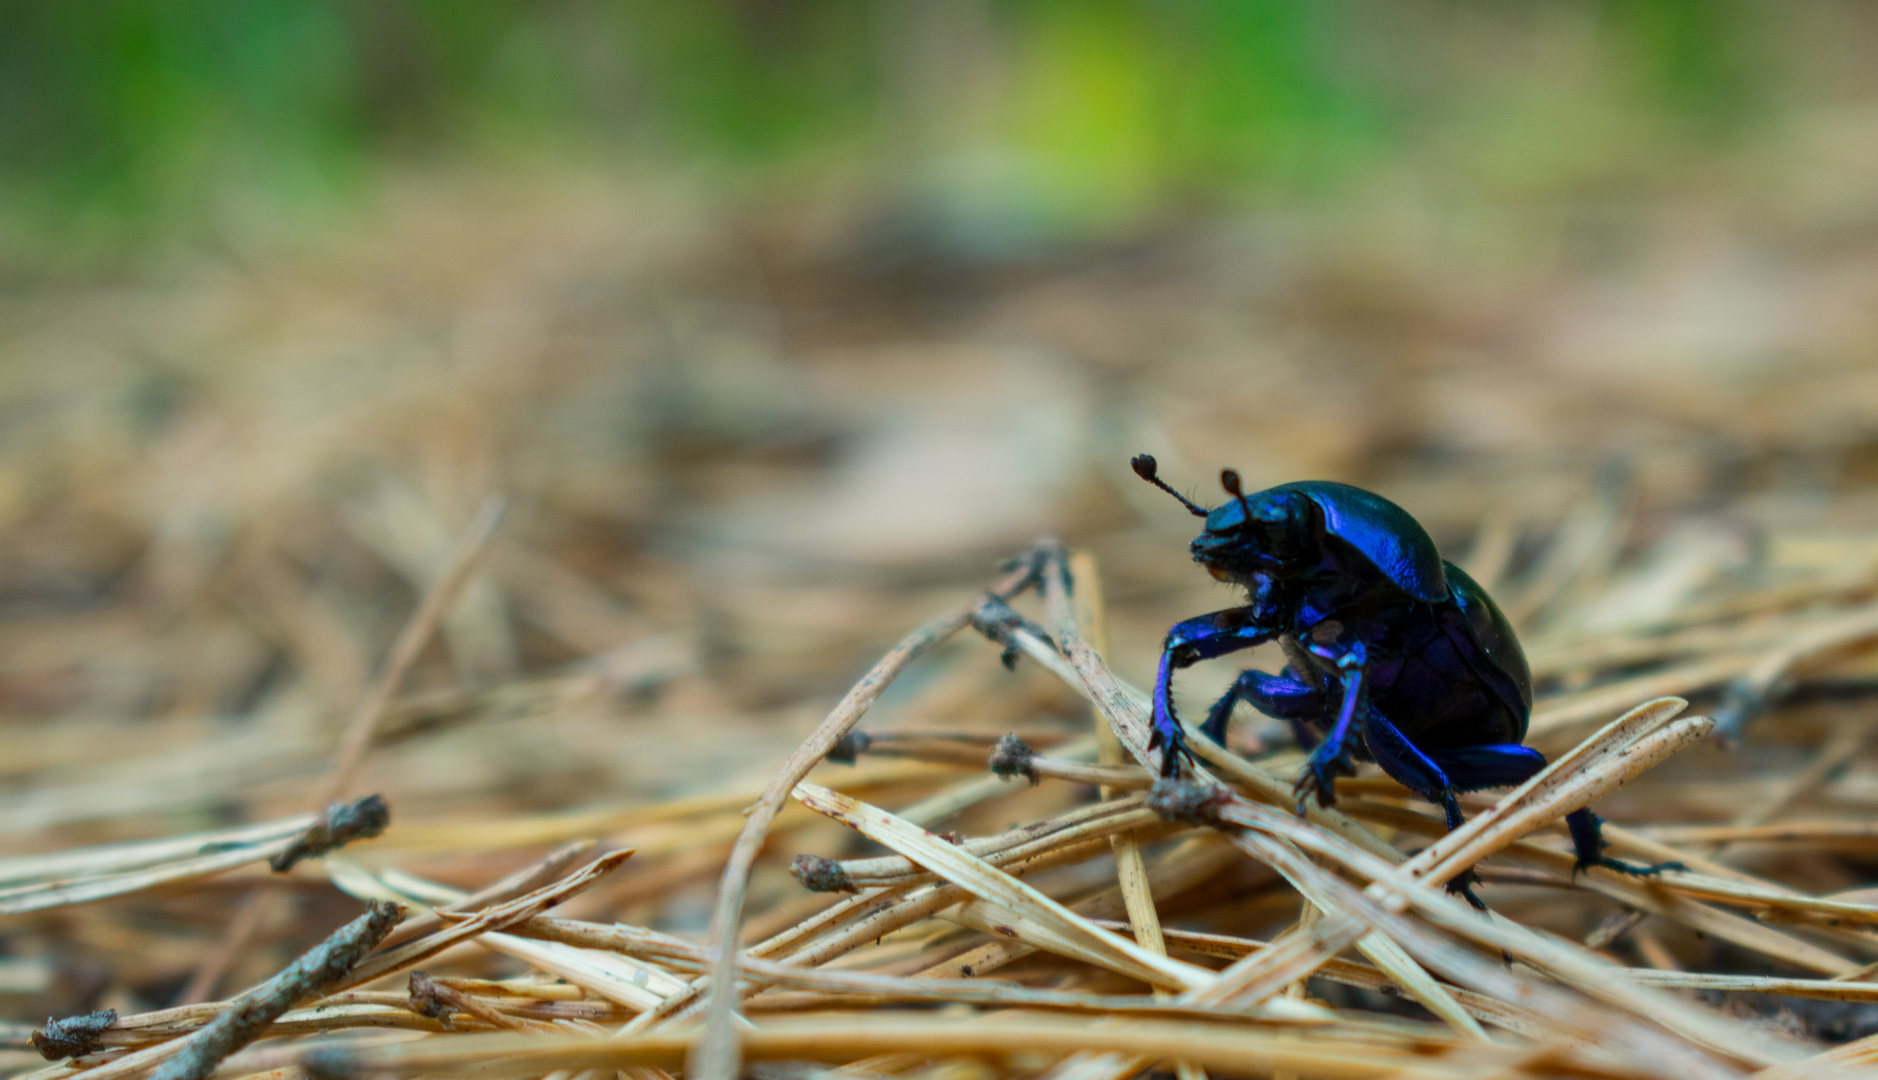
[6, 0, 1878, 1032]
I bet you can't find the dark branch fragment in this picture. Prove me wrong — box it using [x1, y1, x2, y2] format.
[31, 1009, 117, 1061]
[988, 733, 1039, 784]
[969, 593, 1058, 670]
[270, 793, 392, 872]
[406, 971, 456, 1026]
[791, 854, 856, 893]
[1146, 777, 1231, 826]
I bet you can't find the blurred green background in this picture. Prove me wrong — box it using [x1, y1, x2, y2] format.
[4, 0, 1865, 268]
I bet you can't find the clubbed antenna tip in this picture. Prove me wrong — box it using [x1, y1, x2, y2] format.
[1130, 453, 1207, 517]
[1220, 468, 1253, 518]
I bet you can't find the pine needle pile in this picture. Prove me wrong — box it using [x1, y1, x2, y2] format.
[5, 183, 1878, 1080]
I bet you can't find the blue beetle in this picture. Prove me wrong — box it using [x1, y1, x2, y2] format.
[1131, 454, 1676, 897]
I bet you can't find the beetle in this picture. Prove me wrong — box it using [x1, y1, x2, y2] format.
[1130, 454, 1677, 901]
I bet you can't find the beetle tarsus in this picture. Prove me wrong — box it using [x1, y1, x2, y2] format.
[1564, 809, 1679, 881]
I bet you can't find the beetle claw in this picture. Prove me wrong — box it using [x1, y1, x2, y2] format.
[1292, 759, 1340, 816]
[1150, 725, 1199, 779]
[1292, 739, 1356, 817]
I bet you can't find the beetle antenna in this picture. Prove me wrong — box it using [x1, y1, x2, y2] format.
[1130, 454, 1207, 517]
[1220, 469, 1254, 519]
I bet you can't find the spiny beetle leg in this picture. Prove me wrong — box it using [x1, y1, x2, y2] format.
[1203, 669, 1320, 745]
[1292, 646, 1366, 816]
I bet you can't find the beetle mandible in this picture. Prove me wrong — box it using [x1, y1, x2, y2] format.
[1131, 454, 1678, 902]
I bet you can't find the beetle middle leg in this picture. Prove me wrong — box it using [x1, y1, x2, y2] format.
[1292, 641, 1366, 814]
[1200, 668, 1322, 746]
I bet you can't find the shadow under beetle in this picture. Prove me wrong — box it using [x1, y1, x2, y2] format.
[1131, 454, 1679, 905]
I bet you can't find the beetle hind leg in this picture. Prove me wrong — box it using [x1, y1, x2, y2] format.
[1362, 710, 1469, 824]
[1430, 746, 1687, 879]
[1147, 720, 1199, 778]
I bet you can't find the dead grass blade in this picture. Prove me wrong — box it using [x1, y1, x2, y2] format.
[271, 1015, 1537, 1080]
[0, 816, 314, 888]
[694, 558, 1040, 1080]
[1215, 797, 1806, 1070]
[325, 849, 634, 990]
[791, 782, 1240, 999]
[0, 837, 306, 916]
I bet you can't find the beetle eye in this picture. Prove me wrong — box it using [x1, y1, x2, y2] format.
[1247, 491, 1322, 568]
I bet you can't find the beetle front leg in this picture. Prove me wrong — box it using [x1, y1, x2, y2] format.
[1151, 609, 1275, 776]
[1292, 640, 1367, 814]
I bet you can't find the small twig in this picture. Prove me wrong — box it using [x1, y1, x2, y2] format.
[792, 811, 1173, 892]
[406, 971, 547, 1032]
[288, 1013, 1566, 1080]
[987, 733, 1038, 782]
[791, 782, 1294, 1002]
[0, 833, 315, 917]
[328, 849, 634, 993]
[1585, 910, 1648, 951]
[788, 855, 855, 894]
[268, 793, 390, 872]
[1352, 798, 1864, 977]
[911, 838, 1240, 983]
[373, 839, 596, 950]
[1026, 755, 1153, 790]
[514, 916, 1281, 1020]
[1213, 796, 1805, 1071]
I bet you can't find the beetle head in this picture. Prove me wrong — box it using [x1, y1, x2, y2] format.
[1191, 470, 1324, 581]
[1131, 455, 1325, 584]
